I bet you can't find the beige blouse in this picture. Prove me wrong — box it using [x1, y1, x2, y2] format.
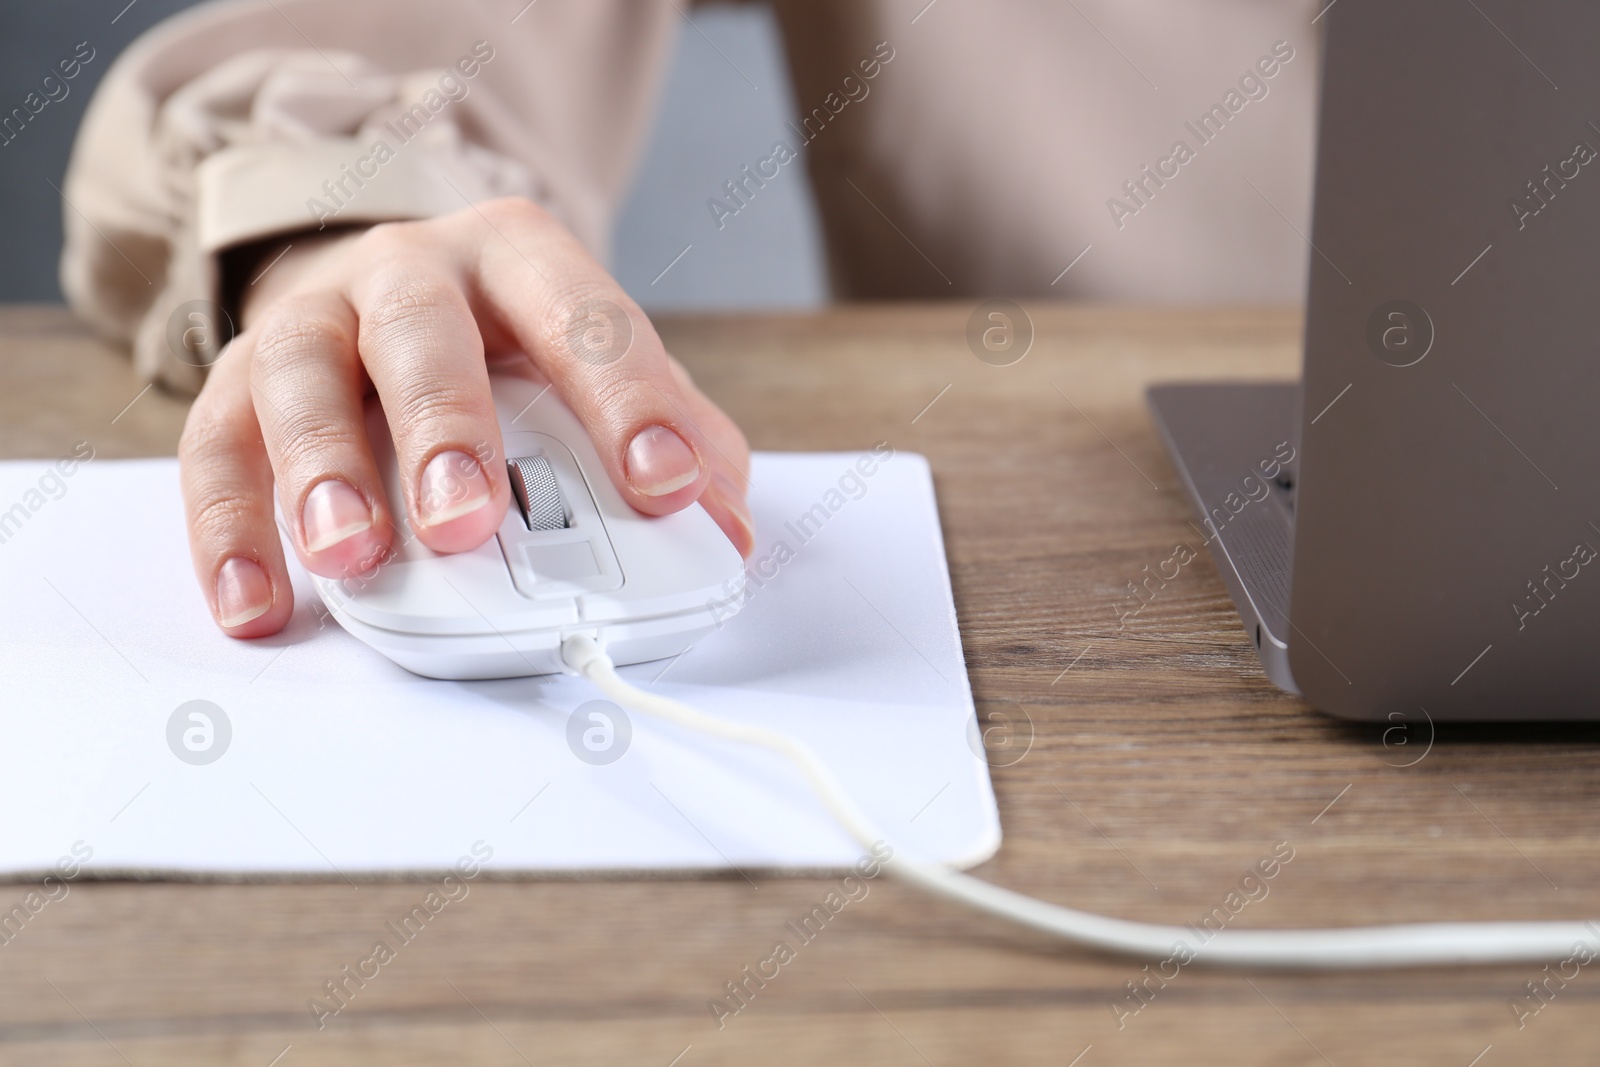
[60, 0, 1322, 393]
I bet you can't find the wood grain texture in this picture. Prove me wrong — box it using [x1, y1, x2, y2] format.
[2, 304, 1598, 1066]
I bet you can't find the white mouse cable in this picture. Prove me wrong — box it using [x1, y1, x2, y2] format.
[561, 635, 1599, 968]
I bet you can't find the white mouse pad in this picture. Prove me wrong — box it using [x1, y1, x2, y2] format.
[0, 449, 999, 880]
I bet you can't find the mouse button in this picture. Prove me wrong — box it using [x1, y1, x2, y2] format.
[335, 540, 566, 635]
[496, 437, 626, 601]
[496, 521, 624, 602]
[524, 540, 600, 580]
[384, 519, 435, 563]
[501, 429, 565, 460]
[576, 507, 745, 623]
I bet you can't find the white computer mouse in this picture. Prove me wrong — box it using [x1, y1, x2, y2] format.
[309, 375, 746, 680]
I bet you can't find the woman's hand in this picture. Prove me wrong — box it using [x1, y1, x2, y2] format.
[179, 198, 754, 637]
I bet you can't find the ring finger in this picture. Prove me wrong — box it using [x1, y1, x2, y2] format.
[248, 292, 394, 580]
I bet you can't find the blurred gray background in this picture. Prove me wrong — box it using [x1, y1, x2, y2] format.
[0, 1, 826, 311]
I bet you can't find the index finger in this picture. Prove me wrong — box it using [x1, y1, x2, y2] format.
[461, 199, 714, 516]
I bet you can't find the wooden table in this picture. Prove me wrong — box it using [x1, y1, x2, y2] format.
[3, 303, 1598, 1065]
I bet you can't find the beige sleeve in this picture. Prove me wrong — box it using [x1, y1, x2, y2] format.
[60, 0, 677, 393]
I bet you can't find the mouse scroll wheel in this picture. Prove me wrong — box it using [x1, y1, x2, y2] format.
[507, 456, 568, 531]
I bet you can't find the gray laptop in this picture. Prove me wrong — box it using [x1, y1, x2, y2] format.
[1149, 0, 1600, 721]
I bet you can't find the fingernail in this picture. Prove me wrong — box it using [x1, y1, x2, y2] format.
[302, 479, 372, 552]
[419, 450, 491, 526]
[216, 557, 272, 628]
[626, 425, 701, 497]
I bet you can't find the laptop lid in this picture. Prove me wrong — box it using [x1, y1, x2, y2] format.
[1291, 0, 1600, 720]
